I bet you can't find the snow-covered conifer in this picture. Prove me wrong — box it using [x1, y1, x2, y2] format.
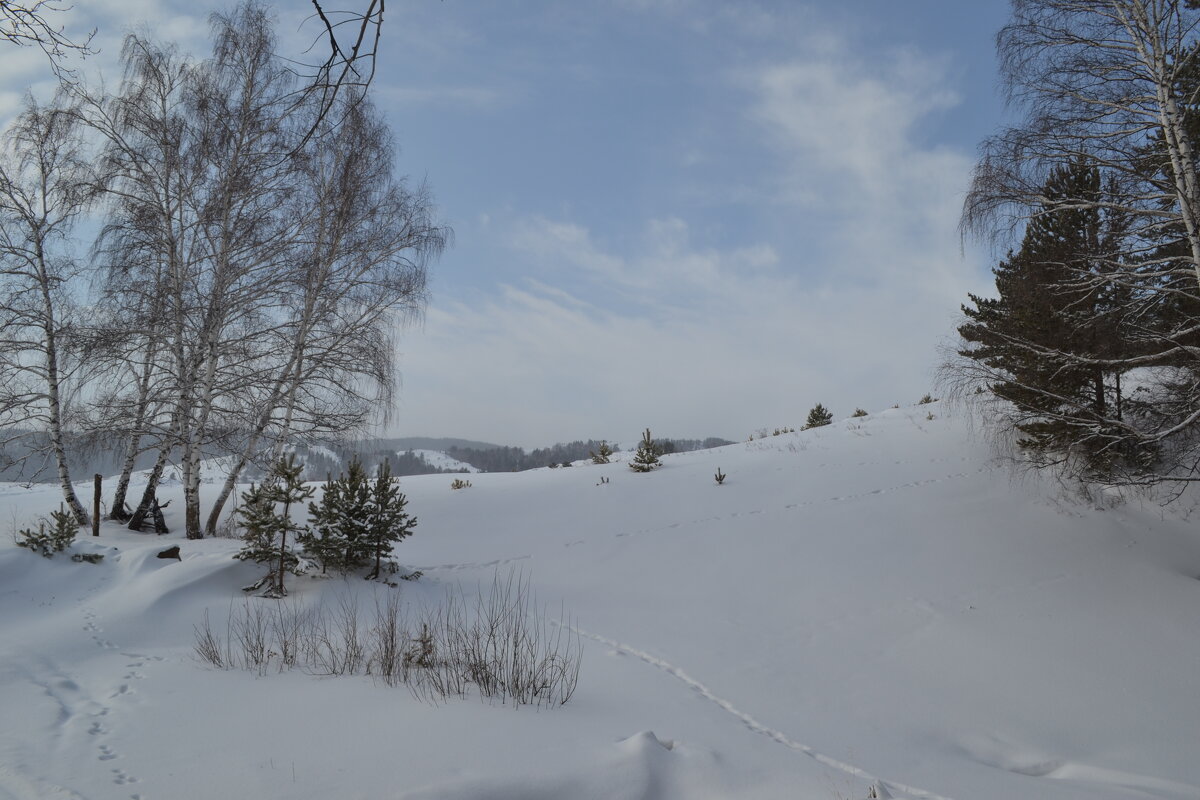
[629, 429, 662, 473]
[235, 455, 314, 597]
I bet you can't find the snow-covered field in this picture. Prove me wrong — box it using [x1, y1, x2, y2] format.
[1, 404, 1199, 800]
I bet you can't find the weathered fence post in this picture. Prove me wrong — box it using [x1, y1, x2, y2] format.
[93, 474, 101, 537]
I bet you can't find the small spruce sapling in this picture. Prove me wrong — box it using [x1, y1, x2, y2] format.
[15, 504, 78, 557]
[802, 403, 833, 430]
[235, 455, 314, 597]
[364, 460, 417, 581]
[590, 441, 613, 464]
[630, 428, 662, 473]
[851, 408, 868, 418]
[714, 467, 726, 485]
[303, 459, 373, 573]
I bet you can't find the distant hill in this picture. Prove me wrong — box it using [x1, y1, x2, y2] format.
[368, 436, 506, 452]
[0, 430, 733, 483]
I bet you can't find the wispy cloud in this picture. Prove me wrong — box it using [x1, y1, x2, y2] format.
[395, 13, 989, 446]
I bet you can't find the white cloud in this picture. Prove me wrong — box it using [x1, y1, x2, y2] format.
[393, 24, 991, 447]
[396, 209, 969, 447]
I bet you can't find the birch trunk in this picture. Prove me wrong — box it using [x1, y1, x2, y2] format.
[36, 238, 88, 526]
[128, 445, 171, 532]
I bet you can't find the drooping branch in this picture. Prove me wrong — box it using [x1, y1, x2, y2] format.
[0, 1, 95, 79]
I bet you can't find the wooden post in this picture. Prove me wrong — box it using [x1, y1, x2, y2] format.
[93, 474, 101, 537]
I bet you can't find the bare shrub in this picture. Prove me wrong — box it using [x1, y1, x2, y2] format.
[269, 598, 310, 670]
[191, 570, 581, 707]
[431, 571, 581, 707]
[368, 591, 408, 686]
[193, 610, 226, 669]
[230, 600, 272, 674]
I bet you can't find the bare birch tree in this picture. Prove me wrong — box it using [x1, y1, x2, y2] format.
[80, 2, 444, 538]
[0, 94, 95, 523]
[202, 93, 445, 535]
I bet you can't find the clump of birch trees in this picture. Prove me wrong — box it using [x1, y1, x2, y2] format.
[0, 2, 447, 537]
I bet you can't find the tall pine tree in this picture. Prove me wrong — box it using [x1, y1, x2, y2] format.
[364, 460, 417, 581]
[959, 158, 1131, 468]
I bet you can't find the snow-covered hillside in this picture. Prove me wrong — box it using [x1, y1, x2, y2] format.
[1, 404, 1198, 800]
[408, 449, 480, 473]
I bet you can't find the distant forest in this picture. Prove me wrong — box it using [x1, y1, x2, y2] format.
[0, 434, 734, 484]
[446, 437, 733, 473]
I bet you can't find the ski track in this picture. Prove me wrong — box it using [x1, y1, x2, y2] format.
[569, 624, 957, 800]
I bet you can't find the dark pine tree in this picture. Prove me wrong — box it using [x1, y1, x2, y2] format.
[235, 455, 314, 597]
[303, 457, 373, 573]
[629, 429, 662, 473]
[959, 158, 1133, 468]
[364, 460, 417, 580]
[803, 404, 832, 430]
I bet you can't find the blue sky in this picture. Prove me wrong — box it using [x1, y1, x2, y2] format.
[3, 1, 1015, 448]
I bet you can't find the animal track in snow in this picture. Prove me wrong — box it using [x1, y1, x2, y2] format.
[414, 554, 532, 572]
[607, 466, 997, 544]
[63, 609, 150, 792]
[568, 624, 958, 800]
[111, 767, 137, 785]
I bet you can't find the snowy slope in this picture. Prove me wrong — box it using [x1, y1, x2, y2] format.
[1, 404, 1199, 800]
[409, 449, 480, 473]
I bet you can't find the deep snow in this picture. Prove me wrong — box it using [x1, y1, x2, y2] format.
[1, 404, 1199, 800]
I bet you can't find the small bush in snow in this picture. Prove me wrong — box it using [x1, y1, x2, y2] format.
[193, 571, 582, 707]
[15, 505, 77, 558]
[630, 428, 662, 473]
[802, 404, 833, 430]
[851, 408, 868, 418]
[450, 478, 472, 490]
[918, 393, 936, 405]
[714, 467, 726, 485]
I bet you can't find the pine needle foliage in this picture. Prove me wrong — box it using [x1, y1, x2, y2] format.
[235, 454, 314, 597]
[630, 428, 662, 473]
[589, 441, 613, 464]
[364, 460, 417, 581]
[303, 458, 373, 573]
[16, 504, 78, 557]
[802, 404, 833, 430]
